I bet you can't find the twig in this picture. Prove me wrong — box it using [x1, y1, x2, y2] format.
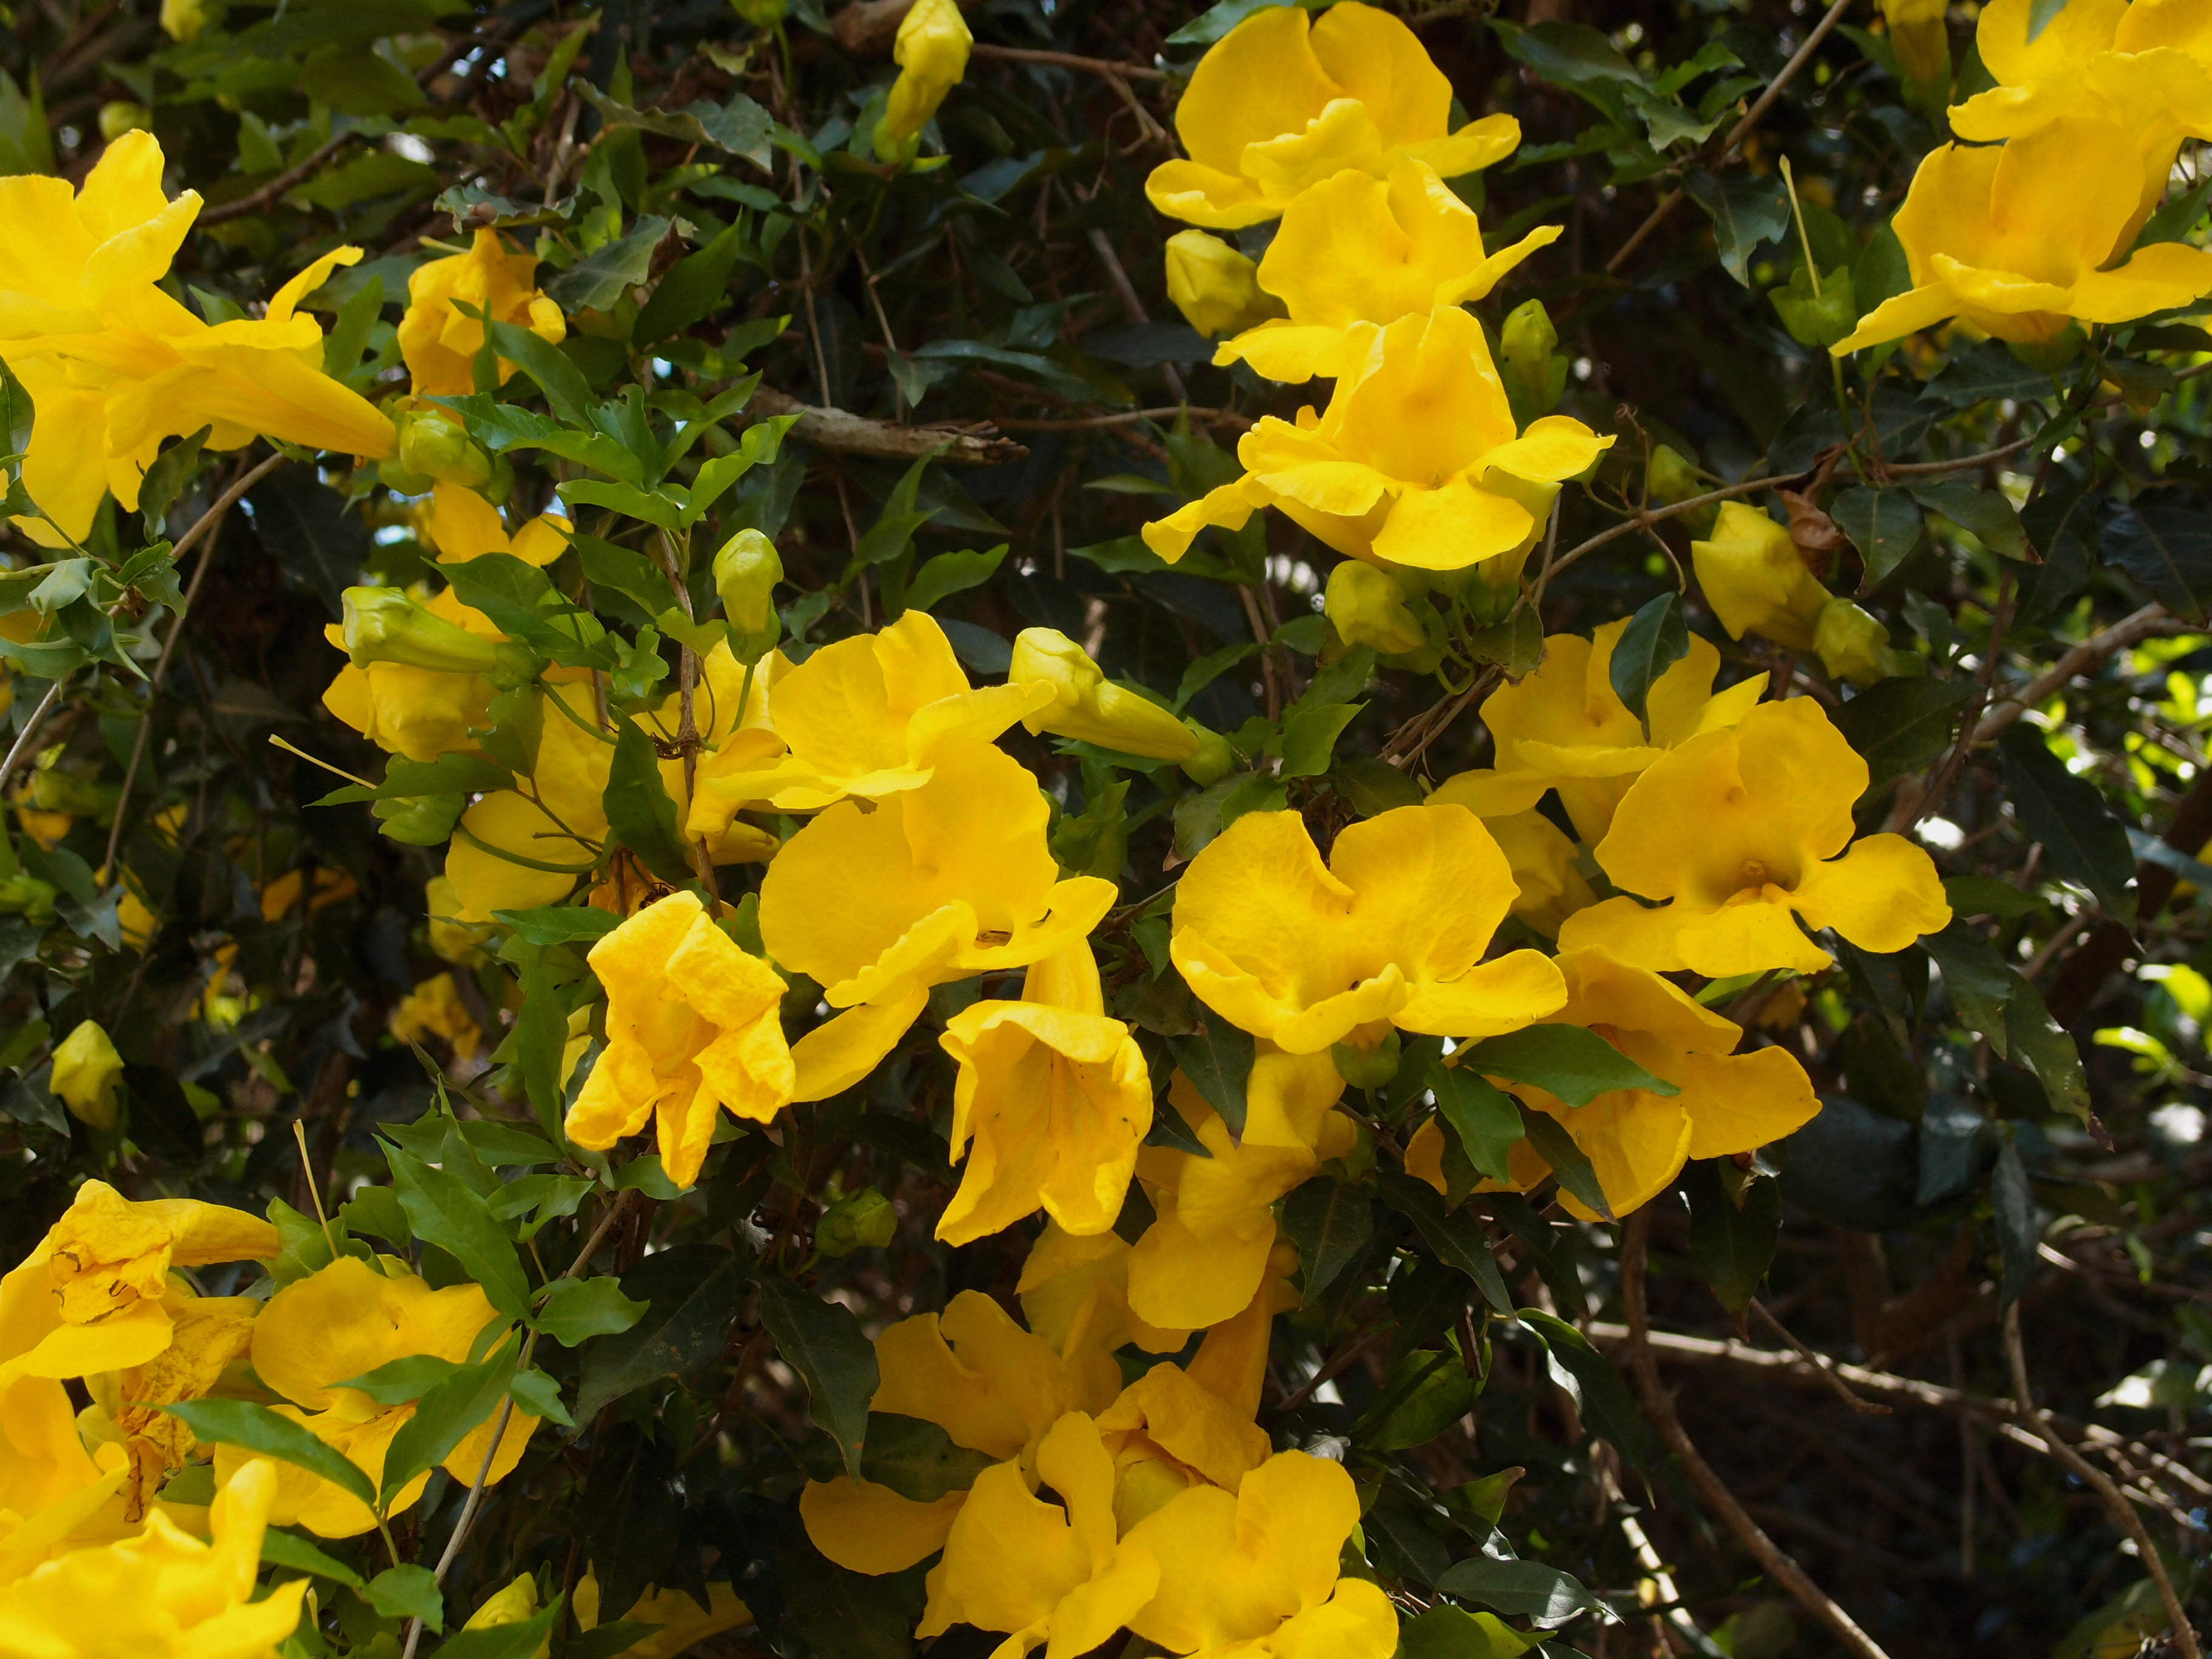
[1621, 1212, 1897, 1659]
[2004, 1304, 2201, 1659]
[1969, 602, 2178, 747]
[750, 385, 1028, 464]
[1545, 473, 1785, 583]
[0, 677, 69, 800]
[1749, 1298, 1891, 1415]
[969, 42, 1171, 82]
[996, 406, 1250, 431]
[1275, 1319, 1390, 1413]
[199, 133, 362, 225]
[1084, 226, 1188, 404]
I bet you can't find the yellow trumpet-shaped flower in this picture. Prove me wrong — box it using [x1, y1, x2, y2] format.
[1128, 1053, 1354, 1330]
[1217, 158, 1561, 383]
[398, 228, 566, 396]
[1429, 618, 1766, 845]
[1145, 2, 1520, 229]
[1017, 1224, 1192, 1363]
[1832, 113, 2212, 354]
[689, 610, 1050, 823]
[1143, 306, 1611, 574]
[93, 1287, 258, 1497]
[1010, 628, 1199, 761]
[916, 1411, 1162, 1657]
[0, 1375, 135, 1580]
[565, 890, 794, 1189]
[1165, 231, 1287, 339]
[425, 480, 572, 568]
[218, 1256, 536, 1538]
[1169, 802, 1566, 1054]
[49, 1021, 124, 1132]
[0, 132, 394, 545]
[1691, 501, 1832, 654]
[876, 0, 972, 161]
[0, 1458, 308, 1659]
[1409, 947, 1818, 1221]
[759, 739, 1118, 1098]
[1123, 1445, 1399, 1659]
[937, 942, 1152, 1247]
[1558, 699, 1952, 976]
[1096, 1361, 1273, 1533]
[0, 1181, 275, 1388]
[320, 585, 504, 764]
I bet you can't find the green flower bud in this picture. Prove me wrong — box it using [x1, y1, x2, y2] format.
[1178, 722, 1235, 786]
[1646, 445, 1703, 505]
[377, 456, 437, 496]
[397, 409, 494, 489]
[712, 529, 783, 634]
[98, 103, 152, 141]
[1325, 560, 1427, 656]
[0, 870, 58, 922]
[817, 1186, 897, 1257]
[341, 587, 503, 674]
[732, 0, 787, 24]
[1332, 1029, 1401, 1091]
[1812, 598, 1911, 689]
[1500, 299, 1557, 385]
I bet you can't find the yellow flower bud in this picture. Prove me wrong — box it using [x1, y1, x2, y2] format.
[712, 529, 783, 635]
[1814, 598, 1914, 689]
[875, 0, 971, 161]
[397, 409, 494, 490]
[1691, 502, 1831, 653]
[1010, 628, 1199, 762]
[732, 0, 787, 24]
[1163, 230, 1284, 339]
[341, 587, 504, 675]
[1645, 445, 1702, 505]
[463, 1574, 540, 1634]
[159, 0, 216, 41]
[98, 103, 152, 142]
[1325, 560, 1427, 656]
[52, 1020, 125, 1131]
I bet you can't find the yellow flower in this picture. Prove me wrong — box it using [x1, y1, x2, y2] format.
[1016, 1224, 1192, 1362]
[159, 0, 215, 42]
[688, 611, 1048, 823]
[1128, 1053, 1354, 1329]
[916, 1412, 1161, 1656]
[1324, 558, 1428, 655]
[1558, 698, 1952, 976]
[876, 0, 973, 160]
[1691, 501, 1832, 654]
[1096, 1361, 1273, 1533]
[425, 481, 571, 568]
[319, 585, 503, 764]
[1145, 1, 1520, 229]
[0, 1458, 307, 1659]
[0, 1182, 275, 1387]
[49, 1021, 124, 1131]
[758, 739, 1118, 1099]
[220, 1255, 536, 1538]
[0, 1375, 135, 1581]
[388, 973, 484, 1062]
[1009, 627, 1200, 761]
[1169, 803, 1565, 1053]
[399, 229, 566, 396]
[1122, 1445, 1399, 1659]
[1410, 947, 1818, 1220]
[1880, 0, 1951, 92]
[937, 942, 1152, 1246]
[1833, 113, 2212, 353]
[1483, 808, 1597, 938]
[1218, 158, 1560, 383]
[1429, 618, 1766, 843]
[573, 1574, 754, 1659]
[565, 890, 793, 1189]
[462, 1574, 546, 1659]
[0, 133, 393, 545]
[95, 1288, 259, 1498]
[424, 874, 495, 967]
[1165, 231, 1287, 338]
[1143, 306, 1611, 575]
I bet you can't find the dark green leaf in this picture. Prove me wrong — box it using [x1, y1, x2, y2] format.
[1430, 1064, 1524, 1184]
[1359, 1349, 1482, 1451]
[1832, 487, 1925, 587]
[1482, 1193, 1587, 1320]
[138, 427, 210, 540]
[1997, 727, 2135, 919]
[547, 216, 672, 313]
[1457, 1024, 1677, 1108]
[378, 1330, 518, 1502]
[1684, 168, 1792, 285]
[2104, 497, 2212, 622]
[603, 717, 695, 886]
[154, 1400, 375, 1509]
[366, 1564, 443, 1632]
[1683, 1161, 1781, 1315]
[260, 1528, 365, 1589]
[535, 1276, 649, 1346]
[1165, 1019, 1256, 1139]
[1942, 874, 2046, 922]
[384, 1146, 532, 1324]
[756, 1276, 879, 1480]
[246, 464, 370, 620]
[572, 1245, 748, 1424]
[1167, 0, 1326, 46]
[1379, 1172, 1515, 1318]
[1831, 675, 1976, 789]
[480, 318, 595, 427]
[1921, 920, 2016, 1053]
[635, 222, 746, 343]
[1281, 1178, 1373, 1294]
[859, 1413, 994, 1502]
[1517, 1307, 1656, 1472]
[1517, 1104, 1612, 1220]
[2004, 973, 2091, 1125]
[1399, 1606, 1537, 1659]
[1436, 1555, 1616, 1629]
[1909, 480, 2028, 560]
[1607, 592, 1687, 725]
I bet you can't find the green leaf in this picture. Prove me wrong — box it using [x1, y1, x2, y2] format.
[572, 83, 776, 169]
[1429, 1063, 1523, 1184]
[1167, 0, 1326, 47]
[1607, 592, 1687, 725]
[509, 1367, 574, 1428]
[1942, 873, 2047, 922]
[1278, 699, 1363, 778]
[340, 1353, 463, 1406]
[246, 464, 372, 621]
[154, 1400, 375, 1510]
[1517, 1307, 1657, 1474]
[1683, 1161, 1781, 1315]
[602, 717, 695, 886]
[1165, 1019, 1256, 1139]
[535, 1276, 649, 1345]
[1921, 920, 2017, 1053]
[1830, 675, 1976, 789]
[1684, 167, 1792, 285]
[138, 427, 210, 540]
[902, 543, 1009, 614]
[378, 1330, 518, 1503]
[1909, 480, 2028, 560]
[680, 417, 794, 529]
[1831, 487, 1925, 587]
[1358, 1347, 1483, 1450]
[548, 216, 672, 313]
[366, 1564, 444, 1632]
[2104, 498, 2212, 622]
[384, 1146, 532, 1324]
[2005, 972, 2091, 1125]
[561, 478, 684, 532]
[1280, 1177, 1373, 1295]
[635, 222, 747, 343]
[1516, 1103, 1612, 1220]
[859, 1412, 995, 1502]
[433, 1600, 561, 1659]
[324, 276, 385, 386]
[851, 451, 941, 569]
[1997, 727, 2135, 920]
[756, 1275, 879, 1480]
[1398, 1606, 1533, 1659]
[494, 905, 623, 946]
[572, 1245, 748, 1424]
[1435, 1555, 1616, 1629]
[1335, 754, 1426, 817]
[1378, 1172, 1515, 1318]
[481, 317, 595, 427]
[260, 1528, 365, 1589]
[1457, 1024, 1677, 1108]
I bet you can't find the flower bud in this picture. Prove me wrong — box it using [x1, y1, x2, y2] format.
[1814, 598, 1918, 689]
[342, 587, 504, 675]
[817, 1187, 898, 1257]
[731, 0, 787, 24]
[463, 1575, 539, 1635]
[398, 409, 494, 490]
[1332, 1027, 1400, 1090]
[1010, 628, 1199, 762]
[1500, 299, 1557, 385]
[1179, 722, 1235, 786]
[1164, 231, 1284, 339]
[874, 0, 971, 161]
[52, 1019, 124, 1131]
[1645, 445, 1702, 504]
[1325, 560, 1427, 655]
[712, 530, 782, 634]
[0, 870, 57, 922]
[159, 0, 217, 42]
[98, 103, 152, 141]
[1691, 502, 1831, 652]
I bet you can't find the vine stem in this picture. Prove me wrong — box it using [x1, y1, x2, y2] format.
[1621, 1209, 1897, 1659]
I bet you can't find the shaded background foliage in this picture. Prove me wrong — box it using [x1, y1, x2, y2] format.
[2, 0, 2211, 1654]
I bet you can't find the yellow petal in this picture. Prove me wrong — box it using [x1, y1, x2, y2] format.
[1787, 832, 1952, 954]
[800, 1476, 965, 1575]
[789, 991, 930, 1103]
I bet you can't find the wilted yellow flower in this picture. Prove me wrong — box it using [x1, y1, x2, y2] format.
[1834, 114, 2212, 353]
[1144, 307, 1611, 575]
[876, 0, 973, 159]
[0, 133, 393, 545]
[0, 1182, 275, 1387]
[1218, 158, 1560, 383]
[399, 229, 566, 397]
[1146, 2, 1520, 229]
[758, 740, 1118, 1098]
[565, 890, 793, 1189]
[1409, 947, 1818, 1219]
[49, 1021, 124, 1131]
[1691, 501, 1832, 654]
[1559, 698, 1952, 975]
[388, 973, 484, 1062]
[1170, 803, 1565, 1053]
[92, 1288, 259, 1494]
[1430, 619, 1766, 844]
[1123, 1444, 1399, 1659]
[0, 1458, 307, 1659]
[1164, 231, 1285, 338]
[1009, 627, 1200, 761]
[219, 1256, 535, 1538]
[937, 942, 1151, 1246]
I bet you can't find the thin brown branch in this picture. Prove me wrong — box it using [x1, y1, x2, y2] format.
[1748, 1298, 1892, 1415]
[750, 385, 1028, 464]
[970, 42, 1170, 82]
[1971, 602, 2178, 746]
[995, 406, 1250, 431]
[200, 133, 362, 226]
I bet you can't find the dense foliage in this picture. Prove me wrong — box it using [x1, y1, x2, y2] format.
[2, 0, 2212, 1656]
